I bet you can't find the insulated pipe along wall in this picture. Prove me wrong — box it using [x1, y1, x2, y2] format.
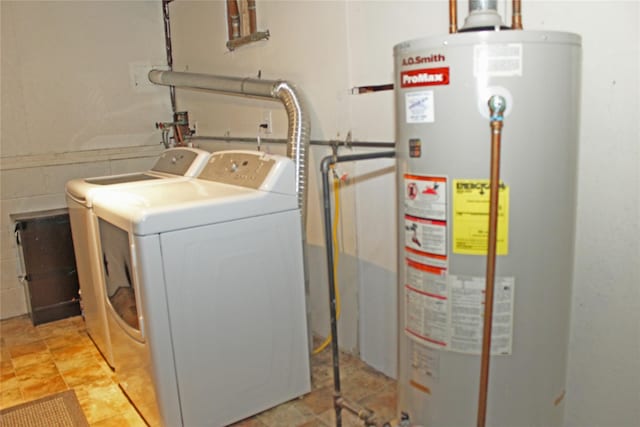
[148, 70, 310, 224]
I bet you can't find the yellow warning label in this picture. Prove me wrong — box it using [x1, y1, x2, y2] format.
[453, 179, 509, 255]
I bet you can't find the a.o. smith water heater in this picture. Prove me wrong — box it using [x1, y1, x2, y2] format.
[394, 8, 581, 426]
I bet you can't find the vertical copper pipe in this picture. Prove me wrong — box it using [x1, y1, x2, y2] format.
[237, 0, 251, 37]
[512, 0, 523, 29]
[227, 0, 240, 39]
[248, 0, 257, 34]
[226, 0, 234, 40]
[449, 0, 458, 33]
[477, 96, 506, 427]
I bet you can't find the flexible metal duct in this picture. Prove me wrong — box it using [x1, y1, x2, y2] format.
[148, 70, 310, 224]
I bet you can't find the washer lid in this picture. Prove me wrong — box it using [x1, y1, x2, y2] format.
[64, 147, 211, 205]
[91, 179, 298, 236]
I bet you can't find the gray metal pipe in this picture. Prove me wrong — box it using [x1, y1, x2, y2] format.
[191, 135, 395, 149]
[320, 150, 395, 427]
[148, 70, 310, 224]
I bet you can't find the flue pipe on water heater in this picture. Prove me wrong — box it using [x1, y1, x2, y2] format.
[461, 0, 504, 31]
[449, 0, 524, 31]
[148, 70, 310, 224]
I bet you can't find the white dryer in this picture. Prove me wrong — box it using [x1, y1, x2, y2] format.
[91, 150, 311, 426]
[65, 147, 210, 367]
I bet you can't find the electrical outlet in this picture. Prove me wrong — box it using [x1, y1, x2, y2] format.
[261, 111, 273, 134]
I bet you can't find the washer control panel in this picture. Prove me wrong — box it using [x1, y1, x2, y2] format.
[198, 151, 281, 190]
[151, 147, 209, 176]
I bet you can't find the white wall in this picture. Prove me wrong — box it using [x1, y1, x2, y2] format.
[0, 1, 169, 318]
[540, 3, 639, 426]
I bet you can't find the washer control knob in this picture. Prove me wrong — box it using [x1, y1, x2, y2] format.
[230, 161, 239, 172]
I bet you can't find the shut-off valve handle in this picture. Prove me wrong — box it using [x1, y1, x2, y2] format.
[477, 95, 506, 427]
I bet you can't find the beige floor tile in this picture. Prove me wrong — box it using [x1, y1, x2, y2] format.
[49, 340, 98, 361]
[35, 316, 85, 338]
[0, 316, 33, 336]
[257, 400, 316, 426]
[0, 360, 14, 376]
[2, 329, 42, 347]
[75, 381, 133, 424]
[0, 344, 11, 363]
[317, 407, 364, 427]
[53, 352, 101, 373]
[0, 371, 19, 392]
[90, 406, 147, 427]
[0, 387, 23, 410]
[135, 402, 161, 427]
[7, 340, 47, 358]
[311, 362, 334, 388]
[340, 366, 392, 402]
[91, 352, 115, 377]
[20, 374, 68, 400]
[60, 357, 113, 388]
[296, 419, 330, 427]
[13, 359, 59, 388]
[43, 330, 90, 350]
[10, 348, 54, 369]
[360, 389, 398, 424]
[299, 385, 335, 415]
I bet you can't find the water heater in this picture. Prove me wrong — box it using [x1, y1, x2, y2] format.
[394, 26, 581, 426]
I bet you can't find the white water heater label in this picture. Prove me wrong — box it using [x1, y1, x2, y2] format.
[404, 258, 449, 349]
[406, 259, 448, 297]
[449, 275, 515, 355]
[410, 342, 440, 395]
[404, 175, 446, 220]
[404, 271, 515, 355]
[405, 284, 449, 348]
[405, 90, 435, 123]
[474, 43, 522, 77]
[405, 215, 446, 256]
[404, 174, 448, 269]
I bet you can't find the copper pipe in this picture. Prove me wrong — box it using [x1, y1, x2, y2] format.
[477, 95, 506, 427]
[512, 0, 523, 29]
[237, 0, 251, 37]
[248, 0, 257, 34]
[227, 0, 240, 39]
[174, 125, 183, 146]
[449, 0, 458, 33]
[225, 0, 233, 40]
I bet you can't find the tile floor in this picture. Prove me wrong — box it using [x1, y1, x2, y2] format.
[0, 314, 397, 426]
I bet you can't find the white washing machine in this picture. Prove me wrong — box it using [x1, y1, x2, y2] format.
[91, 150, 311, 426]
[65, 147, 210, 367]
